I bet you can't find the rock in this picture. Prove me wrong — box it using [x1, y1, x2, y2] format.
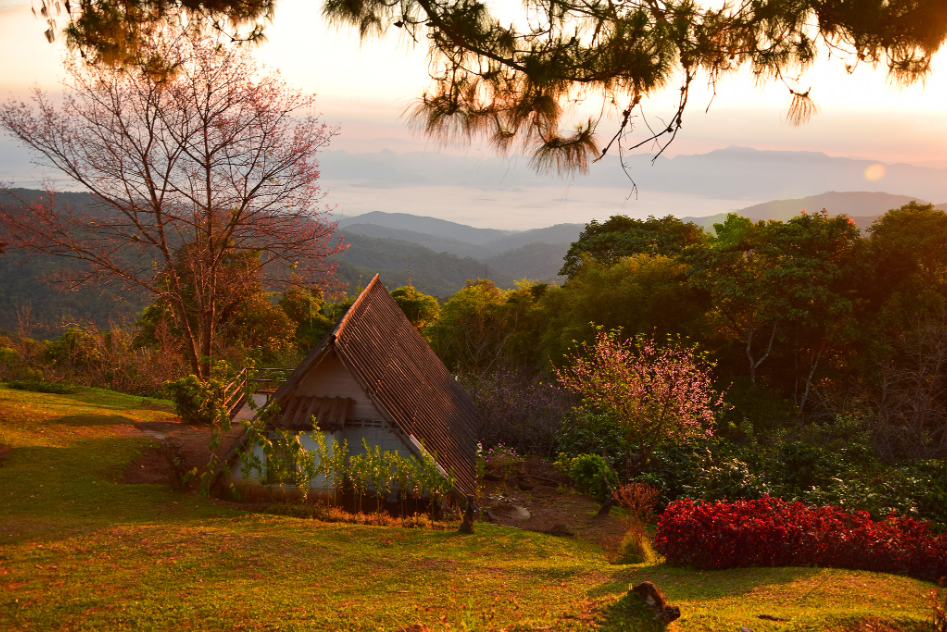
[490, 503, 531, 521]
[545, 524, 575, 537]
[656, 605, 681, 624]
[631, 581, 681, 624]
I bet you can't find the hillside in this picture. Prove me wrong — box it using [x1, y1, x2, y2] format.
[0, 252, 143, 333]
[338, 210, 515, 245]
[2, 188, 944, 326]
[737, 191, 923, 223]
[334, 231, 514, 297]
[0, 385, 936, 631]
[338, 223, 498, 260]
[484, 242, 571, 283]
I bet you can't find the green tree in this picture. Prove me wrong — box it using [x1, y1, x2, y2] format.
[865, 202, 947, 328]
[390, 285, 440, 333]
[686, 211, 861, 406]
[135, 250, 299, 363]
[428, 279, 509, 371]
[541, 254, 709, 366]
[428, 278, 552, 372]
[846, 203, 947, 404]
[278, 286, 336, 351]
[560, 215, 707, 279]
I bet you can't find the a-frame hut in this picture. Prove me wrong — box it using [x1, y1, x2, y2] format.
[221, 274, 478, 500]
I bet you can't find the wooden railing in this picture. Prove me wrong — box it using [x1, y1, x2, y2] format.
[222, 367, 295, 421]
[222, 367, 250, 421]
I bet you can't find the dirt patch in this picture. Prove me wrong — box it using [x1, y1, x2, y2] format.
[480, 460, 627, 545]
[124, 421, 244, 488]
[0, 444, 11, 466]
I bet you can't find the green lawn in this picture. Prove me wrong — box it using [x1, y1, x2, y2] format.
[0, 385, 937, 631]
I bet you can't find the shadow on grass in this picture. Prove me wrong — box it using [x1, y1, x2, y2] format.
[592, 562, 822, 600]
[51, 388, 173, 412]
[1, 435, 228, 538]
[45, 413, 148, 427]
[587, 562, 825, 631]
[596, 591, 668, 632]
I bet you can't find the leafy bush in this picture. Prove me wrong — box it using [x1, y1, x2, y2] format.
[900, 460, 947, 527]
[556, 453, 616, 500]
[164, 363, 236, 426]
[554, 408, 627, 465]
[632, 437, 770, 510]
[6, 380, 76, 394]
[655, 496, 947, 582]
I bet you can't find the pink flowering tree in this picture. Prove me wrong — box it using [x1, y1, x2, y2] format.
[556, 328, 725, 476]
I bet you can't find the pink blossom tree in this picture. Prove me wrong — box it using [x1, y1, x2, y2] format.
[556, 328, 725, 475]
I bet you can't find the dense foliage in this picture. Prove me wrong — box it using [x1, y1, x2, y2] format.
[560, 216, 707, 278]
[655, 496, 947, 582]
[6, 202, 947, 550]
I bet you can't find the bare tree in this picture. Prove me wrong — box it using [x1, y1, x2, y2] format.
[0, 29, 344, 379]
[866, 317, 947, 462]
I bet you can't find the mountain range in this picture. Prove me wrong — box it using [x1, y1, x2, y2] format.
[2, 187, 945, 331]
[320, 145, 947, 205]
[335, 190, 947, 294]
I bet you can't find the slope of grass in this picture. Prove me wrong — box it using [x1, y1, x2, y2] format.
[0, 385, 937, 631]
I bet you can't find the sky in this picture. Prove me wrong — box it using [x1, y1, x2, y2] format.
[2, 0, 947, 228]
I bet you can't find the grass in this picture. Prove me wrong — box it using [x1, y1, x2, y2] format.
[0, 384, 938, 631]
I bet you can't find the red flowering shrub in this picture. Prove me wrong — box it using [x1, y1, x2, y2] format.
[655, 495, 947, 582]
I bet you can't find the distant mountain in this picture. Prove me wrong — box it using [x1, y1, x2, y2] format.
[0, 252, 144, 334]
[336, 213, 579, 284]
[483, 223, 584, 251]
[320, 145, 947, 205]
[338, 211, 515, 245]
[483, 242, 570, 283]
[338, 224, 498, 260]
[334, 232, 513, 297]
[735, 191, 922, 222]
[0, 188, 98, 212]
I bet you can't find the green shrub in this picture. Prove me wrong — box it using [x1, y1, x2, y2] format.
[635, 433, 947, 528]
[165, 374, 229, 426]
[557, 452, 616, 500]
[648, 438, 770, 506]
[554, 408, 626, 465]
[616, 530, 658, 565]
[6, 380, 77, 394]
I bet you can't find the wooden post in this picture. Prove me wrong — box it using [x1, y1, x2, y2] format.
[458, 494, 475, 534]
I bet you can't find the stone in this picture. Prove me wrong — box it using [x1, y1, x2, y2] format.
[631, 581, 681, 624]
